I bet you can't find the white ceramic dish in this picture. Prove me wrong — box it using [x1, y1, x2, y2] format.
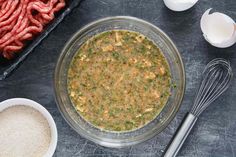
[0, 98, 57, 157]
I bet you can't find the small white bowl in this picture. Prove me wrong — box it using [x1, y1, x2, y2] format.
[0, 98, 58, 157]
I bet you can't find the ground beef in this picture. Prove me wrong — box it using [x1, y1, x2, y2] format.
[0, 0, 65, 59]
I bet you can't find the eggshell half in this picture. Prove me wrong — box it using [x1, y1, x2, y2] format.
[163, 0, 198, 12]
[200, 9, 236, 48]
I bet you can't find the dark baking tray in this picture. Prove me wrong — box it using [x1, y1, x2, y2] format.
[0, 0, 82, 80]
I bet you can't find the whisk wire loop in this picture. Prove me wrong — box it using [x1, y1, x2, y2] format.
[190, 58, 232, 117]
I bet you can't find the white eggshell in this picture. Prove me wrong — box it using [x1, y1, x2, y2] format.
[200, 8, 236, 48]
[163, 0, 198, 12]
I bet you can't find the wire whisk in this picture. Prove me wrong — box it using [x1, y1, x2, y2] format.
[164, 58, 233, 157]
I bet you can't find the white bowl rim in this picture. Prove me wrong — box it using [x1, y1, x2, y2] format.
[0, 98, 58, 157]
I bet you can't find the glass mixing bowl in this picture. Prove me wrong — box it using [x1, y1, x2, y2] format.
[54, 16, 185, 148]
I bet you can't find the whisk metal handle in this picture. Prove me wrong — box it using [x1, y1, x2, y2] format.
[163, 113, 198, 157]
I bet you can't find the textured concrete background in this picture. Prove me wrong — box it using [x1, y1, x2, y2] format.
[0, 0, 236, 156]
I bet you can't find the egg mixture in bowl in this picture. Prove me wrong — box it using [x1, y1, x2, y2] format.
[68, 30, 171, 132]
[54, 16, 185, 148]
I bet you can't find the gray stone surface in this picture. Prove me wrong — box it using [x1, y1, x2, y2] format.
[0, 0, 236, 156]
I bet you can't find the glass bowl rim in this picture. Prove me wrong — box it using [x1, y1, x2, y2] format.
[54, 16, 186, 148]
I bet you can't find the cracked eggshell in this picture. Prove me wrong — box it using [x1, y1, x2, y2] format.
[200, 8, 236, 48]
[163, 0, 198, 12]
